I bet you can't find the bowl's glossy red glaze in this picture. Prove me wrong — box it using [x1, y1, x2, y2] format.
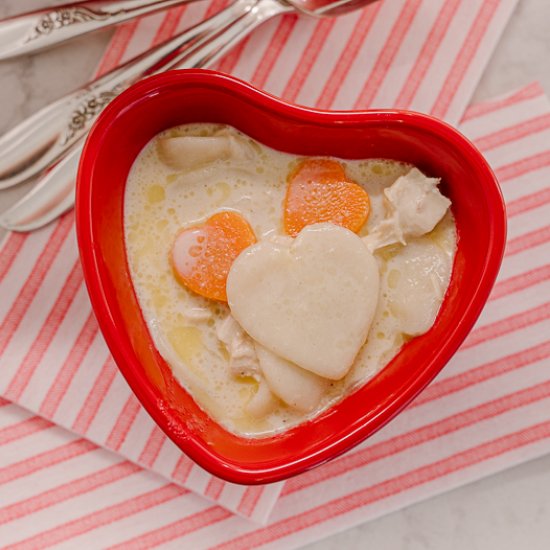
[76, 70, 506, 485]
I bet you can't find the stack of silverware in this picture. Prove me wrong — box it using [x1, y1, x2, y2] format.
[0, 0, 377, 232]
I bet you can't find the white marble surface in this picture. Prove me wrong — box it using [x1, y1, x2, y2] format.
[0, 0, 549, 548]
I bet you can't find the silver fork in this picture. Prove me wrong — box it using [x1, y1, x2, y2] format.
[0, 0, 380, 232]
[0, 0, 200, 60]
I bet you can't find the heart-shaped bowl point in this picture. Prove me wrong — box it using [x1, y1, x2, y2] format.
[76, 69, 506, 485]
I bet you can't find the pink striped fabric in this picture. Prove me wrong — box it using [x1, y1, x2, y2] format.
[0, 86, 550, 550]
[0, 0, 524, 530]
[1, 83, 549, 548]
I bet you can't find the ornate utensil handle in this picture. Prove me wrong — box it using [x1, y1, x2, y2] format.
[0, 0, 193, 60]
[0, 0, 288, 191]
[0, 0, 290, 231]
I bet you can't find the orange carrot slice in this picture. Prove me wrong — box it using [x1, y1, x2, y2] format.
[171, 211, 256, 302]
[284, 158, 370, 237]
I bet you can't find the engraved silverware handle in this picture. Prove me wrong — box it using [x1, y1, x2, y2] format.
[0, 0, 194, 61]
[0, 0, 290, 231]
[0, 0, 286, 191]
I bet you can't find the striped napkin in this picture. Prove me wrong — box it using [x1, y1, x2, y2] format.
[0, 0, 523, 528]
[1, 82, 549, 548]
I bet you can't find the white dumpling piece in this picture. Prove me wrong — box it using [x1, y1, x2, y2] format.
[157, 135, 252, 171]
[227, 223, 380, 380]
[246, 377, 278, 418]
[255, 345, 329, 413]
[384, 240, 452, 336]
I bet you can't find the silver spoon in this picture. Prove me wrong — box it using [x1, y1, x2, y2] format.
[0, 0, 200, 61]
[0, 0, 269, 192]
[0, 0, 380, 232]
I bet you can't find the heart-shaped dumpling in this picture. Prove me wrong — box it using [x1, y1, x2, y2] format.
[226, 223, 379, 380]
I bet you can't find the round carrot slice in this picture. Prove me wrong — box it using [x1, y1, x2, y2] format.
[171, 211, 256, 302]
[284, 158, 370, 237]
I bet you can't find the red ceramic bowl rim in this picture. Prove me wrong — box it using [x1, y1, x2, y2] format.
[76, 69, 506, 484]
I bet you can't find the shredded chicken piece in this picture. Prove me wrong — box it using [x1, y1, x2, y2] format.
[216, 314, 260, 378]
[363, 168, 451, 252]
[184, 307, 212, 322]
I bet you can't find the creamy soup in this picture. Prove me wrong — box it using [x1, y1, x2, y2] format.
[124, 124, 456, 437]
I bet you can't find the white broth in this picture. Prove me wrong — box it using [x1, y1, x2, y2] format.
[124, 123, 456, 437]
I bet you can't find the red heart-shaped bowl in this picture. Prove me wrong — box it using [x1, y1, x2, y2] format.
[76, 69, 506, 485]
